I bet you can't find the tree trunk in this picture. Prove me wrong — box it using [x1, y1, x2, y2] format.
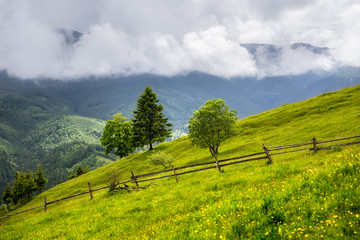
[149, 143, 153, 150]
[214, 152, 221, 172]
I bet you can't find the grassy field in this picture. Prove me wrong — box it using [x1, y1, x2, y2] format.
[0, 85, 360, 239]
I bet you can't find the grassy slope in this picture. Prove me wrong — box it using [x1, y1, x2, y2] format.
[1, 85, 360, 239]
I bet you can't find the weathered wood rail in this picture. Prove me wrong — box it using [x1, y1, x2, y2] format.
[1, 134, 359, 221]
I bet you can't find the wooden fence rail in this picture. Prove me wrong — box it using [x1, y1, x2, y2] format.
[1, 134, 359, 221]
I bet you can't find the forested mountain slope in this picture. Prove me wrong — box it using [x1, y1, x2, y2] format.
[0, 73, 115, 193]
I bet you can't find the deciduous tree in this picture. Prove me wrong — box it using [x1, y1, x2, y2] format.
[188, 98, 237, 172]
[100, 113, 134, 158]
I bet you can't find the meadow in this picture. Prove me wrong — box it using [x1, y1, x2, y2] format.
[0, 85, 359, 239]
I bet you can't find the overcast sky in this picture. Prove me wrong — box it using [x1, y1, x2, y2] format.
[0, 0, 359, 79]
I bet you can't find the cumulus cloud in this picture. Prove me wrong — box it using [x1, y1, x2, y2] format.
[0, 0, 359, 79]
[183, 26, 257, 77]
[329, 3, 360, 67]
[0, 0, 64, 78]
[252, 45, 336, 78]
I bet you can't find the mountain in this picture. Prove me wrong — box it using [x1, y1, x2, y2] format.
[0, 72, 116, 193]
[1, 84, 359, 238]
[56, 29, 83, 45]
[0, 42, 360, 196]
[290, 42, 329, 54]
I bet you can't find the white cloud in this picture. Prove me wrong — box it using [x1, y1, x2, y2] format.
[0, 0, 64, 78]
[329, 3, 360, 67]
[183, 26, 257, 77]
[0, 0, 359, 79]
[276, 47, 335, 76]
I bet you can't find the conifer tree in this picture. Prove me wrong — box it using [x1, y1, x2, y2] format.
[132, 86, 172, 150]
[12, 171, 37, 204]
[68, 165, 88, 179]
[2, 184, 13, 206]
[34, 164, 48, 192]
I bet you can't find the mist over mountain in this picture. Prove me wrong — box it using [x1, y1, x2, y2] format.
[2, 0, 360, 80]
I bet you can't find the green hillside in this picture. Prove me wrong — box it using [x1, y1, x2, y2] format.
[1, 85, 360, 239]
[0, 83, 116, 192]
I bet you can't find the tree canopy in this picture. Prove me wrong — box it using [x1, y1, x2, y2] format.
[188, 98, 237, 171]
[132, 86, 172, 150]
[100, 113, 134, 158]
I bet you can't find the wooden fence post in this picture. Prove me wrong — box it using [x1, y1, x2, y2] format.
[88, 182, 93, 200]
[131, 171, 139, 187]
[44, 197, 47, 212]
[6, 206, 9, 220]
[312, 136, 317, 153]
[263, 144, 273, 164]
[172, 165, 178, 183]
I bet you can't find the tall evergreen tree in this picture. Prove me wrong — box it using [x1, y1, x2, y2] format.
[34, 164, 48, 192]
[132, 86, 172, 150]
[12, 170, 37, 204]
[2, 184, 13, 206]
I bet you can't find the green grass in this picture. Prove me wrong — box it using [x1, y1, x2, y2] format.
[0, 85, 360, 239]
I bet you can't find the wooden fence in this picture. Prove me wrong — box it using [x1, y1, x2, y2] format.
[1, 134, 359, 221]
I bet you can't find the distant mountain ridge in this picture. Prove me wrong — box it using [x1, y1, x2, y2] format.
[241, 42, 329, 57]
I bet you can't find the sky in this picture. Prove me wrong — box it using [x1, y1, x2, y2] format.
[0, 0, 359, 79]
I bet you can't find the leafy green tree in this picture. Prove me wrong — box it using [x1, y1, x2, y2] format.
[188, 98, 237, 172]
[34, 164, 48, 192]
[2, 184, 13, 206]
[100, 113, 134, 158]
[12, 171, 37, 204]
[132, 86, 172, 150]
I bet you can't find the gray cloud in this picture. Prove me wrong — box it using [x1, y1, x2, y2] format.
[246, 0, 314, 20]
[31, 0, 103, 32]
[0, 0, 359, 79]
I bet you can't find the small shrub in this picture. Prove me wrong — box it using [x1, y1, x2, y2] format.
[149, 151, 173, 169]
[108, 166, 121, 192]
